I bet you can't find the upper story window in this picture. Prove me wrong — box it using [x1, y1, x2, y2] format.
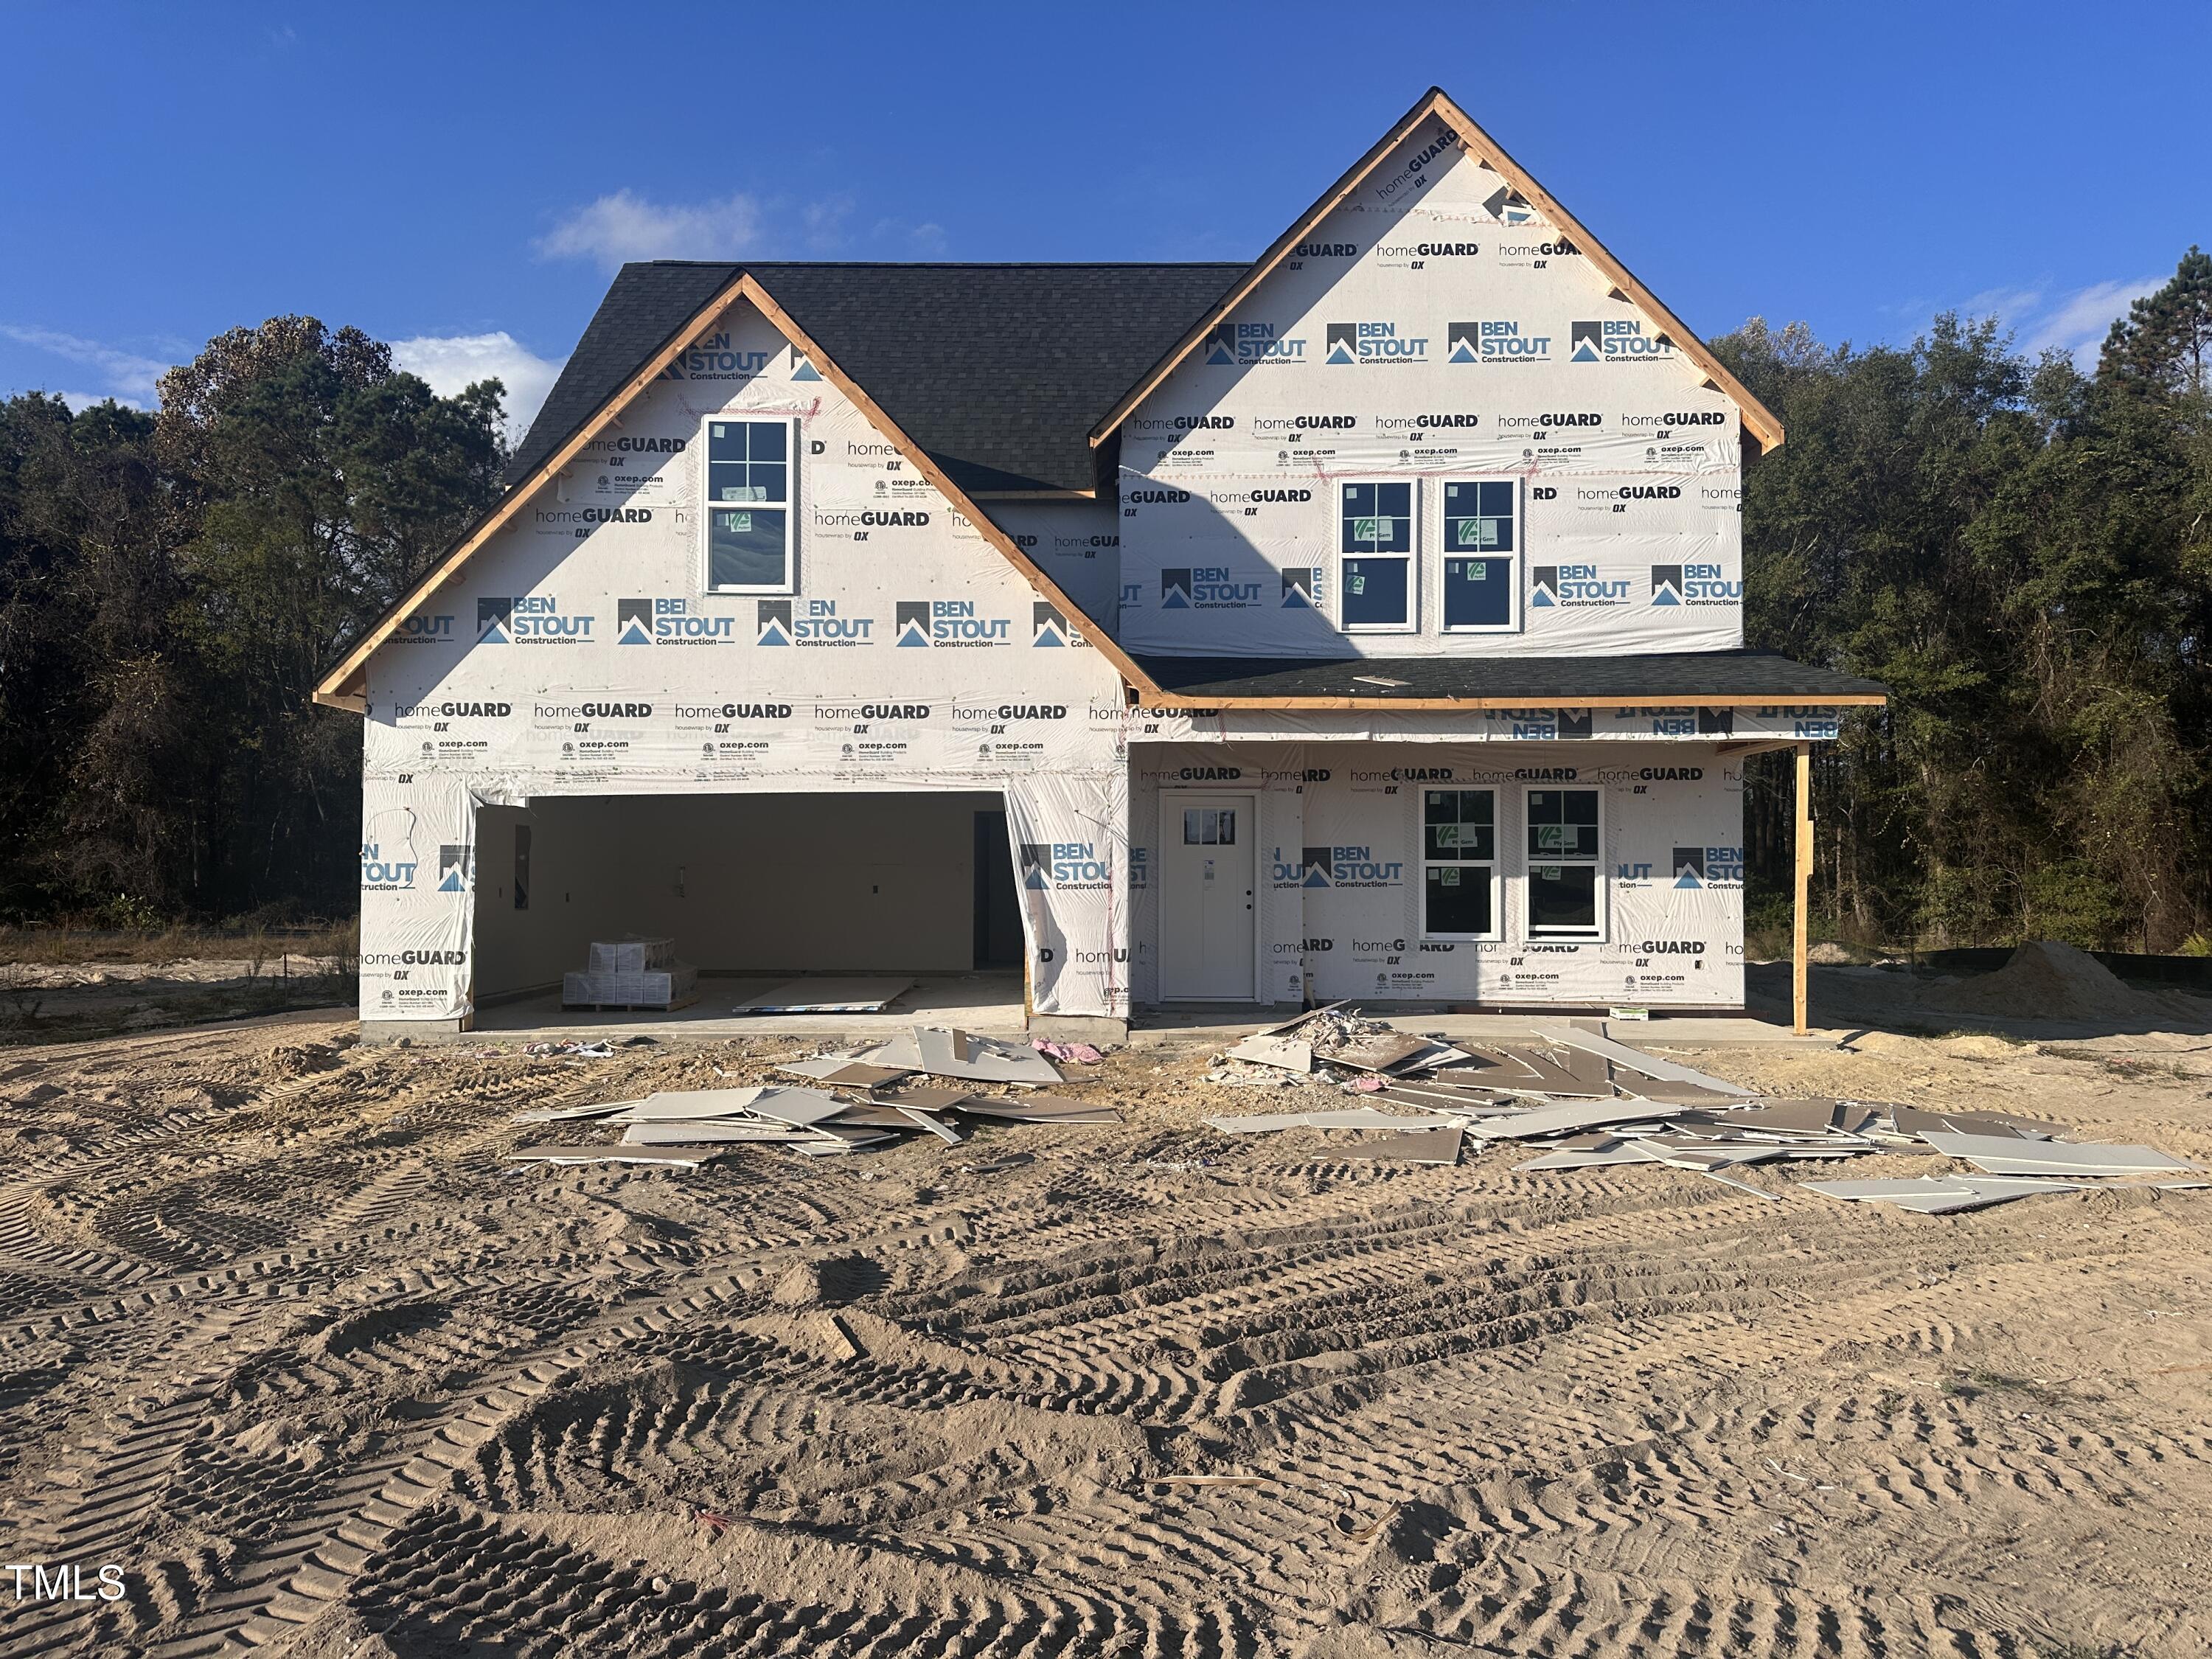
[1441, 479, 1519, 632]
[1339, 481, 1415, 631]
[704, 417, 796, 592]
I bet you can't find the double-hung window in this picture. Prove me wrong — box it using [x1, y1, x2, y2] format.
[704, 416, 796, 592]
[1338, 481, 1415, 630]
[1526, 787, 1603, 939]
[1441, 479, 1518, 631]
[1422, 788, 1498, 939]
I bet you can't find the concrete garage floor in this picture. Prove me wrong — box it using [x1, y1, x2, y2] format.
[473, 970, 1031, 1040]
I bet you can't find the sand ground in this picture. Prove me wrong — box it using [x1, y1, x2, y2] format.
[1, 991, 2210, 1658]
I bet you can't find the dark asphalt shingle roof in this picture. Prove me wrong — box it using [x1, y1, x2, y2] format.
[1131, 651, 1888, 703]
[508, 262, 1247, 495]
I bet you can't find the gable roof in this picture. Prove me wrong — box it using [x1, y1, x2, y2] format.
[510, 262, 1246, 498]
[313, 93, 1834, 717]
[313, 270, 1161, 709]
[1087, 87, 1785, 454]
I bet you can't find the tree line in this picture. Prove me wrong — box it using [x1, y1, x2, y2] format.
[0, 321, 507, 925]
[1, 256, 2208, 948]
[1719, 249, 2211, 953]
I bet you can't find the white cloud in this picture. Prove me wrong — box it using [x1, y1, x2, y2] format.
[871, 217, 948, 257]
[388, 331, 565, 442]
[0, 324, 170, 404]
[2020, 276, 2165, 363]
[48, 390, 145, 412]
[1958, 274, 2167, 366]
[539, 189, 955, 269]
[801, 195, 855, 253]
[534, 189, 765, 270]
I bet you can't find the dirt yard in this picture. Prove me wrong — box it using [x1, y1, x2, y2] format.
[2, 1002, 2210, 1658]
[0, 950, 352, 1046]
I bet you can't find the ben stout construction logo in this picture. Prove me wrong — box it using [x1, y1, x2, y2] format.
[1020, 842, 1111, 890]
[894, 599, 1012, 647]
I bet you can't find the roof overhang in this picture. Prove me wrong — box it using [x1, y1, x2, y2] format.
[1124, 651, 1887, 711]
[313, 274, 1155, 710]
[1087, 87, 1784, 456]
[1133, 695, 1885, 712]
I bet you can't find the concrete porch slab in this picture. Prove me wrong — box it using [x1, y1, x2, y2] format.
[1127, 1008, 1840, 1051]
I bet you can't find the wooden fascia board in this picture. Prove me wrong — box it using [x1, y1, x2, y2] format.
[1086, 87, 1785, 456]
[1133, 692, 1887, 712]
[1715, 737, 1813, 757]
[734, 275, 1157, 698]
[311, 269, 757, 709]
[1085, 87, 1444, 445]
[1426, 91, 1784, 453]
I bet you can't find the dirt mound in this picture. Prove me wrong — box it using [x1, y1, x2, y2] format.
[771, 1252, 888, 1307]
[1938, 939, 2160, 1022]
[264, 1040, 347, 1078]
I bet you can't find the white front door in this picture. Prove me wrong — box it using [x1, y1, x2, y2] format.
[1159, 792, 1256, 1000]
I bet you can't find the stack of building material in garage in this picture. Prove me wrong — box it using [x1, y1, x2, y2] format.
[562, 936, 698, 1011]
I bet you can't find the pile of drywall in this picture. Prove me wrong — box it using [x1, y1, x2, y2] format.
[562, 936, 698, 1012]
[1205, 1001, 1475, 1087]
[1203, 1010, 2201, 1209]
[507, 1026, 1116, 1166]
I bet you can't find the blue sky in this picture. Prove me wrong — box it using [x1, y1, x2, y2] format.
[4, 1, 2207, 437]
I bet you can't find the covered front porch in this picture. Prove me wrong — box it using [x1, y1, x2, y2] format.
[1124, 725, 1823, 1032]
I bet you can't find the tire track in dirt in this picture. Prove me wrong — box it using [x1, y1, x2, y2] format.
[4, 1023, 2210, 1656]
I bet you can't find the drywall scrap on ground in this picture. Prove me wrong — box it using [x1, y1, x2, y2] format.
[733, 978, 914, 1014]
[1223, 1034, 1314, 1073]
[1192, 1004, 2201, 1209]
[1919, 1133, 2199, 1178]
[507, 1144, 723, 1168]
[507, 1027, 1109, 1165]
[776, 1057, 917, 1088]
[1803, 1177, 2088, 1215]
[843, 1026, 1065, 1085]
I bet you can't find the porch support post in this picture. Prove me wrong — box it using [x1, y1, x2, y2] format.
[1792, 741, 1813, 1036]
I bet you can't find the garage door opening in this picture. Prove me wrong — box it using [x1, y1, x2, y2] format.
[469, 791, 1026, 1026]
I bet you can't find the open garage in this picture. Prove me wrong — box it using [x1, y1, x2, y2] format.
[467, 791, 1024, 1012]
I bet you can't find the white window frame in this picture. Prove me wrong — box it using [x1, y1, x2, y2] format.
[1418, 786, 1502, 942]
[1336, 478, 1419, 634]
[1439, 476, 1522, 634]
[1523, 785, 1607, 942]
[700, 414, 799, 596]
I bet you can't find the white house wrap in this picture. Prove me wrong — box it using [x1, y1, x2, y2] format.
[324, 90, 1880, 1032]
